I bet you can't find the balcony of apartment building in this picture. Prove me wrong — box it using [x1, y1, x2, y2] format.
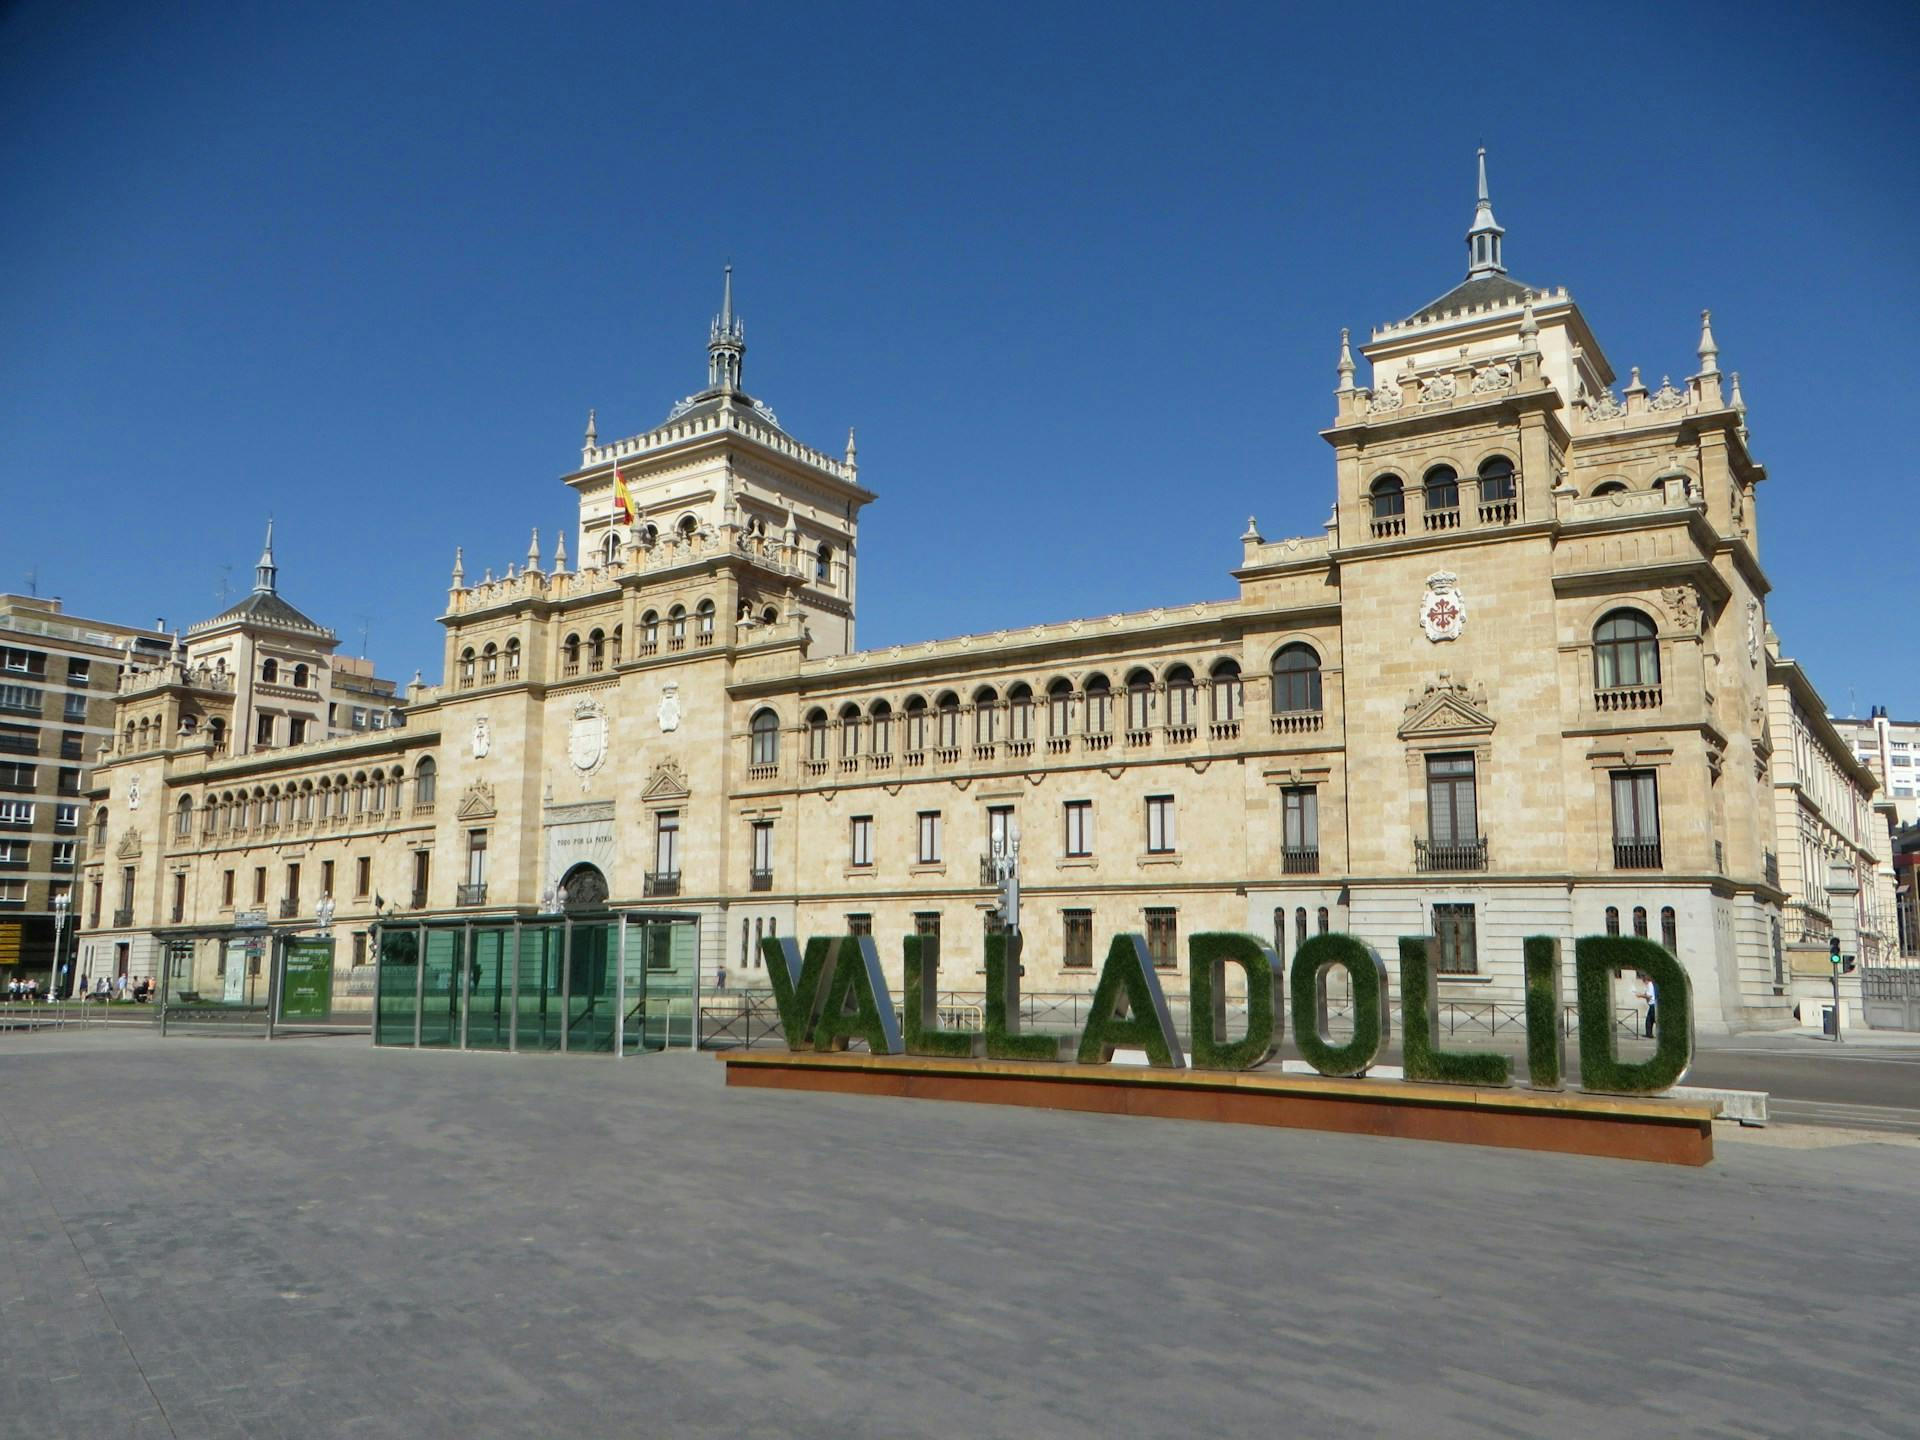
[112, 906, 134, 928]
[456, 883, 488, 906]
[1415, 837, 1489, 874]
[643, 870, 681, 898]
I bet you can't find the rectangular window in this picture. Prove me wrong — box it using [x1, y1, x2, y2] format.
[1145, 795, 1176, 854]
[916, 810, 943, 865]
[0, 800, 32, 828]
[409, 851, 426, 901]
[0, 761, 34, 791]
[356, 856, 372, 897]
[221, 869, 235, 907]
[1433, 903, 1477, 975]
[1282, 786, 1318, 851]
[0, 723, 33, 755]
[1145, 907, 1178, 969]
[466, 830, 488, 885]
[0, 684, 39, 716]
[1064, 799, 1093, 858]
[55, 802, 76, 830]
[288, 716, 308, 745]
[849, 815, 874, 867]
[255, 713, 274, 746]
[846, 913, 872, 937]
[1610, 769, 1661, 868]
[0, 840, 20, 865]
[0, 879, 25, 906]
[1425, 752, 1478, 846]
[913, 911, 941, 940]
[171, 872, 186, 919]
[253, 866, 266, 903]
[750, 820, 774, 878]
[654, 810, 680, 876]
[60, 731, 83, 759]
[285, 862, 300, 904]
[987, 805, 1014, 862]
[52, 840, 75, 867]
[63, 693, 87, 722]
[352, 933, 367, 967]
[1063, 909, 1093, 968]
[66, 658, 90, 686]
[322, 859, 336, 899]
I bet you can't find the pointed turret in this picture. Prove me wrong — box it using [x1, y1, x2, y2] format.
[450, 546, 465, 589]
[1465, 146, 1506, 278]
[1335, 328, 1355, 392]
[845, 426, 858, 474]
[708, 264, 745, 393]
[553, 529, 568, 574]
[527, 527, 542, 572]
[254, 519, 278, 594]
[1696, 309, 1719, 374]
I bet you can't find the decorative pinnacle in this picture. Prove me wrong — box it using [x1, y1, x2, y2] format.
[527, 527, 541, 570]
[584, 408, 597, 448]
[710, 263, 743, 345]
[1335, 328, 1355, 391]
[1730, 370, 1745, 411]
[1697, 308, 1719, 374]
[846, 425, 858, 468]
[450, 546, 465, 587]
[552, 528, 568, 574]
[1519, 291, 1539, 347]
[1242, 515, 1262, 542]
[254, 518, 278, 594]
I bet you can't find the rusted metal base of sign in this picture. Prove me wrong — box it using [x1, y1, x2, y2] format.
[723, 1052, 1715, 1166]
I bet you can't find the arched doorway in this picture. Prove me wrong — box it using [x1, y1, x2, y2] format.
[559, 864, 609, 913]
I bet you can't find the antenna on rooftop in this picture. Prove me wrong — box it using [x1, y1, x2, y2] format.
[22, 568, 36, 597]
[215, 565, 233, 608]
[358, 616, 371, 658]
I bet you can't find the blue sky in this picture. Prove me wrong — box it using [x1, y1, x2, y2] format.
[3, 2, 1916, 713]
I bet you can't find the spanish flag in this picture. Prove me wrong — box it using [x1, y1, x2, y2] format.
[612, 463, 636, 524]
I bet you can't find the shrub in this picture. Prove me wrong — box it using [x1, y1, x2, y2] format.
[1187, 933, 1280, 1071]
[1076, 934, 1184, 1066]
[1574, 935, 1692, 1094]
[903, 934, 978, 1058]
[1398, 937, 1509, 1086]
[985, 931, 1060, 1061]
[1289, 932, 1388, 1077]
[1522, 935, 1565, 1090]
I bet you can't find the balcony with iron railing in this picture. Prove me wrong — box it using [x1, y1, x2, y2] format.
[749, 868, 773, 893]
[456, 882, 488, 906]
[1415, 837, 1488, 873]
[409, 888, 428, 910]
[112, 906, 134, 927]
[1786, 900, 1831, 945]
[1613, 839, 1662, 870]
[644, 871, 680, 898]
[1281, 846, 1320, 875]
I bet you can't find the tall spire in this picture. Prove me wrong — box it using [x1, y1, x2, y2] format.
[708, 263, 745, 394]
[1335, 328, 1355, 392]
[254, 519, 278, 594]
[1696, 309, 1719, 374]
[1465, 146, 1506, 279]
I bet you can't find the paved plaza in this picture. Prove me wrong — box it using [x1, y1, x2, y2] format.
[2, 1032, 1917, 1439]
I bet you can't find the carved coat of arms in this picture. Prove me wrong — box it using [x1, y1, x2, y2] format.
[568, 698, 609, 786]
[658, 683, 681, 733]
[1419, 572, 1468, 643]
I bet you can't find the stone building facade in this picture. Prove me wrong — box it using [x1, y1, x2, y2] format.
[80, 156, 1884, 1031]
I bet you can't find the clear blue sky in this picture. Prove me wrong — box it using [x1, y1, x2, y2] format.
[3, 2, 1916, 713]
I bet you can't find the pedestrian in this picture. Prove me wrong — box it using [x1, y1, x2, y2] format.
[1642, 974, 1658, 1039]
[7, 976, 18, 1001]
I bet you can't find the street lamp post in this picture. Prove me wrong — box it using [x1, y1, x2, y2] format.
[50, 891, 69, 1002]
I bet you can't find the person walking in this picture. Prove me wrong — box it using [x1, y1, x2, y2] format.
[1642, 974, 1658, 1039]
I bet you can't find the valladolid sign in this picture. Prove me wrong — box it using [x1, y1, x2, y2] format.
[758, 930, 1693, 1097]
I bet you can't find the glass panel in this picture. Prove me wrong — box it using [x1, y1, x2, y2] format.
[375, 931, 418, 1044]
[465, 927, 509, 1050]
[517, 925, 564, 1052]
[567, 921, 615, 1053]
[418, 929, 461, 1048]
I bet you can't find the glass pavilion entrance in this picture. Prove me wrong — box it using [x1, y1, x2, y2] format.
[374, 912, 700, 1055]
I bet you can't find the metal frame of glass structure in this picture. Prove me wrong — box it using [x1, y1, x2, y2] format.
[372, 910, 701, 1056]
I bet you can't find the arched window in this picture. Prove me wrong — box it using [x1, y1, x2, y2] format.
[668, 605, 687, 650]
[1604, 906, 1620, 936]
[415, 756, 437, 807]
[750, 709, 780, 767]
[935, 692, 961, 750]
[292, 663, 309, 689]
[369, 771, 386, 814]
[123, 722, 134, 751]
[641, 611, 659, 652]
[175, 795, 193, 838]
[1084, 674, 1112, 735]
[973, 687, 1000, 745]
[677, 514, 698, 539]
[1294, 907, 1308, 948]
[1210, 660, 1242, 724]
[1591, 480, 1629, 497]
[587, 629, 605, 672]
[1271, 644, 1323, 714]
[1370, 475, 1405, 519]
[481, 643, 498, 682]
[1661, 906, 1678, 955]
[816, 544, 833, 584]
[805, 708, 829, 762]
[138, 718, 150, 750]
[602, 531, 621, 567]
[1632, 906, 1649, 939]
[459, 648, 475, 687]
[761, 606, 779, 625]
[904, 695, 929, 753]
[1125, 670, 1154, 732]
[1423, 465, 1459, 512]
[1164, 665, 1195, 728]
[839, 703, 863, 759]
[1593, 609, 1659, 689]
[1318, 906, 1329, 935]
[696, 599, 715, 643]
[869, 700, 893, 756]
[208, 717, 225, 751]
[1047, 678, 1072, 737]
[504, 638, 520, 678]
[261, 658, 278, 684]
[1008, 683, 1034, 742]
[562, 634, 580, 675]
[1478, 455, 1516, 502]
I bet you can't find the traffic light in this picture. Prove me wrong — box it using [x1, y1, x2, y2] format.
[1830, 936, 1841, 966]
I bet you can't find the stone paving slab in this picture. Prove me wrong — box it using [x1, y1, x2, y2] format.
[1, 1031, 1917, 1439]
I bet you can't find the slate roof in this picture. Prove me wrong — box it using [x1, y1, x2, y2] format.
[198, 589, 334, 638]
[1405, 273, 1537, 325]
